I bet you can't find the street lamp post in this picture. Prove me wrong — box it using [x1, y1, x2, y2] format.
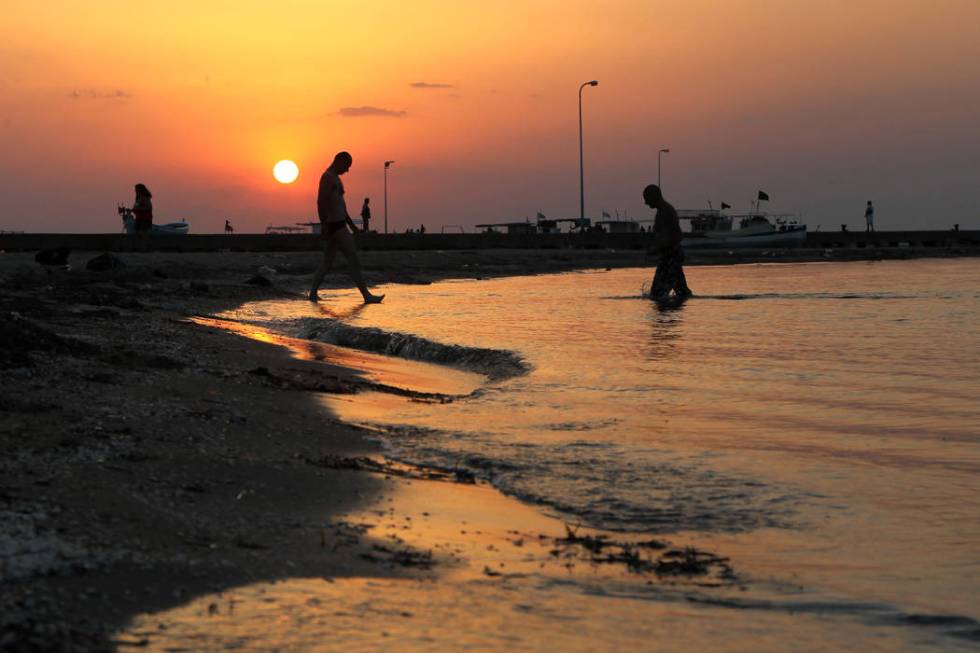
[578, 80, 599, 222]
[383, 160, 395, 234]
[658, 148, 669, 188]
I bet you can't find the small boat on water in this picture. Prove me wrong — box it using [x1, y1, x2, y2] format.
[679, 209, 806, 249]
[118, 206, 190, 235]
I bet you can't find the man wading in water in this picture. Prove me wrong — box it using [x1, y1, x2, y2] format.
[645, 184, 693, 301]
[309, 151, 385, 304]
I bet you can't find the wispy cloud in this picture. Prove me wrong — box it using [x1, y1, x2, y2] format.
[338, 106, 407, 118]
[69, 89, 132, 100]
[411, 82, 454, 89]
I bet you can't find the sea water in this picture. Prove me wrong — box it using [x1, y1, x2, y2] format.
[127, 259, 980, 650]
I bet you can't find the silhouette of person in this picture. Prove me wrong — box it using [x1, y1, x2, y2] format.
[225, 219, 234, 234]
[419, 224, 426, 234]
[132, 183, 152, 250]
[645, 184, 692, 301]
[132, 184, 153, 232]
[309, 151, 384, 304]
[360, 198, 371, 233]
[865, 200, 875, 233]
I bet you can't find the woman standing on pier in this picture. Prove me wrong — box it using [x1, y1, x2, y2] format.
[132, 183, 153, 250]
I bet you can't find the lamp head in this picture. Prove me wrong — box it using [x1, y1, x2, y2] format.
[660, 148, 670, 153]
[384, 160, 395, 168]
[588, 80, 598, 86]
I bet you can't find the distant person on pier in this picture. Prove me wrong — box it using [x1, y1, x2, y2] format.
[419, 224, 426, 234]
[225, 219, 234, 234]
[132, 183, 153, 250]
[309, 151, 385, 304]
[360, 198, 371, 233]
[644, 184, 692, 301]
[865, 201, 875, 233]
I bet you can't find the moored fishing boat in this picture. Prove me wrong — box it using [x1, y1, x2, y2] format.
[118, 206, 190, 235]
[679, 209, 806, 249]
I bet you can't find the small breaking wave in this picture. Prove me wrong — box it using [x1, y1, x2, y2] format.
[291, 317, 531, 381]
[363, 425, 798, 534]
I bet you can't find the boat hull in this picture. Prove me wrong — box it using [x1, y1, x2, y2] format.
[122, 219, 189, 235]
[152, 223, 189, 235]
[682, 226, 807, 249]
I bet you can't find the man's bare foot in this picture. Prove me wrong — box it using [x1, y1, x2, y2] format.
[308, 291, 320, 302]
[362, 293, 385, 304]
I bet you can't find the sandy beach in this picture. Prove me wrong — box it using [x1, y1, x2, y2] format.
[1, 248, 722, 650]
[5, 248, 980, 651]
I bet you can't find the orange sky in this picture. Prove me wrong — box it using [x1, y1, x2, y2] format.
[2, 0, 979, 233]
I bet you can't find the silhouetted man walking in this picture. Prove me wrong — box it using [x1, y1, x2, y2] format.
[865, 200, 875, 233]
[309, 151, 384, 304]
[645, 184, 692, 301]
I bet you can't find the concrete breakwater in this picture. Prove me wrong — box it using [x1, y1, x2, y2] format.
[0, 229, 977, 254]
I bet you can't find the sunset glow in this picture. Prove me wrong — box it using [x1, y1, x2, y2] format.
[2, 1, 979, 232]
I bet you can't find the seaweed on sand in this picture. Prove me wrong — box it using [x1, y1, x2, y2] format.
[549, 523, 735, 582]
[359, 544, 433, 569]
[305, 455, 476, 484]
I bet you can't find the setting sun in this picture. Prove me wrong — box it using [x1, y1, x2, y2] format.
[273, 160, 299, 184]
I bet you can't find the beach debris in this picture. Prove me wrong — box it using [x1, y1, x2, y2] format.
[0, 313, 90, 368]
[305, 455, 477, 484]
[233, 535, 268, 550]
[85, 252, 125, 272]
[34, 247, 70, 269]
[100, 350, 184, 371]
[359, 544, 433, 569]
[654, 547, 732, 578]
[245, 274, 272, 287]
[546, 523, 733, 582]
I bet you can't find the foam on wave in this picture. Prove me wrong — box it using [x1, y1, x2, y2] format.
[292, 317, 530, 381]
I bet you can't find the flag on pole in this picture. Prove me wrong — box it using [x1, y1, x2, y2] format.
[721, 202, 731, 210]
[757, 191, 770, 201]
[601, 211, 611, 218]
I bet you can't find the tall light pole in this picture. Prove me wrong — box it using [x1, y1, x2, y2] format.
[578, 80, 598, 221]
[658, 148, 669, 188]
[383, 160, 395, 234]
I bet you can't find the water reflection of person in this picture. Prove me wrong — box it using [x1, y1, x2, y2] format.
[647, 297, 685, 360]
[309, 151, 385, 304]
[644, 184, 692, 301]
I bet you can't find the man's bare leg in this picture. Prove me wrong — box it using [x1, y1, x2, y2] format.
[336, 230, 384, 303]
[309, 238, 337, 301]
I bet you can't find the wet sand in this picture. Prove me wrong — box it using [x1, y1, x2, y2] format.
[1, 248, 711, 650]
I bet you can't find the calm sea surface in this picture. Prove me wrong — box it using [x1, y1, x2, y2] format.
[127, 259, 980, 650]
